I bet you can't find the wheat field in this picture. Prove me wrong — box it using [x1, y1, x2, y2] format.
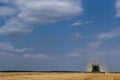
[0, 72, 120, 80]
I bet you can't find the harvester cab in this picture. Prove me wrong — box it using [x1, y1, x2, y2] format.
[92, 64, 100, 72]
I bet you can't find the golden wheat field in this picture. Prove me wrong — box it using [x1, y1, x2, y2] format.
[0, 72, 120, 80]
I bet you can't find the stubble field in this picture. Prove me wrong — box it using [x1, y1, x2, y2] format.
[0, 72, 120, 80]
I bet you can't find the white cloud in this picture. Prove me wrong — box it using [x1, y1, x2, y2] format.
[0, 0, 83, 36]
[67, 52, 81, 58]
[16, 0, 82, 23]
[67, 45, 120, 58]
[0, 42, 33, 53]
[0, 0, 10, 3]
[0, 42, 14, 51]
[23, 53, 46, 59]
[71, 21, 83, 26]
[71, 20, 93, 27]
[115, 0, 120, 17]
[15, 48, 34, 53]
[73, 32, 83, 40]
[98, 27, 120, 39]
[0, 7, 16, 17]
[0, 18, 32, 37]
[85, 21, 94, 24]
[86, 41, 102, 49]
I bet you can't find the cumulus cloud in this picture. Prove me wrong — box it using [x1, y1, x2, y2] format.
[98, 27, 120, 39]
[0, 0, 83, 36]
[0, 18, 33, 37]
[115, 0, 120, 17]
[67, 43, 120, 59]
[0, 7, 16, 17]
[71, 20, 93, 27]
[0, 42, 33, 53]
[73, 32, 83, 40]
[16, 0, 82, 23]
[67, 52, 81, 58]
[0, 42, 48, 59]
[71, 21, 83, 26]
[86, 41, 102, 49]
[23, 53, 46, 59]
[0, 0, 10, 3]
[85, 21, 94, 24]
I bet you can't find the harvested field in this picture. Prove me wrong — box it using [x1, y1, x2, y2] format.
[0, 72, 120, 80]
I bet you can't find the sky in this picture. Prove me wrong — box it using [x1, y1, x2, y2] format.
[0, 0, 120, 72]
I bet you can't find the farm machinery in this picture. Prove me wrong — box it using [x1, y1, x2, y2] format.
[91, 64, 105, 73]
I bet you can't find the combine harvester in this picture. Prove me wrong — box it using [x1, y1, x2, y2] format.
[91, 64, 105, 73]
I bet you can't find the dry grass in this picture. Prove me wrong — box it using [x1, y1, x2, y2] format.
[0, 72, 120, 80]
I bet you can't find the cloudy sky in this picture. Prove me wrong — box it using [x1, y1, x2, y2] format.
[0, 0, 120, 72]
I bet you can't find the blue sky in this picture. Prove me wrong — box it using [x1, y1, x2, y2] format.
[0, 0, 120, 72]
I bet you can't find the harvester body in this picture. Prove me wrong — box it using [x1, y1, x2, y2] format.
[92, 64, 100, 72]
